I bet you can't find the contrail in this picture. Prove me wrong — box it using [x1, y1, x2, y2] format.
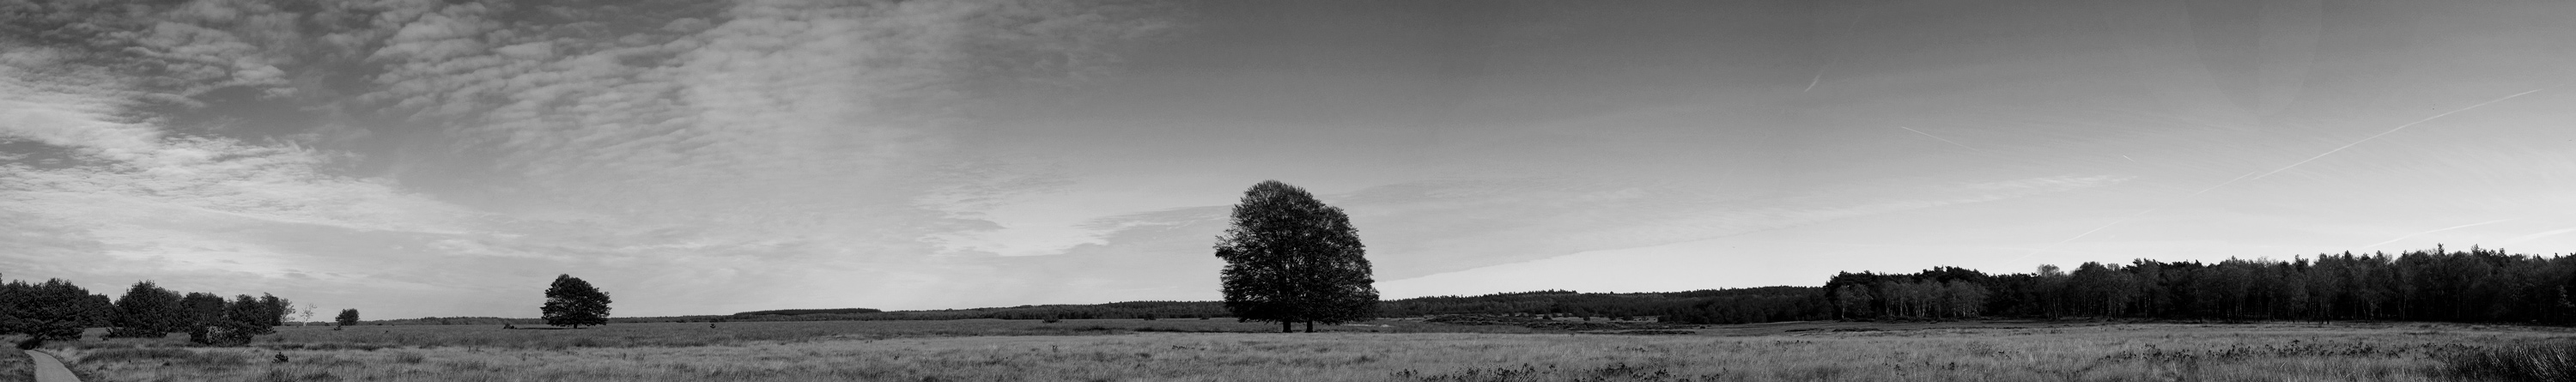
[2020, 209, 2156, 259]
[1897, 126, 1988, 154]
[2190, 171, 2260, 196]
[2361, 219, 2512, 248]
[1802, 9, 1867, 93]
[2121, 155, 2136, 163]
[2248, 88, 2542, 181]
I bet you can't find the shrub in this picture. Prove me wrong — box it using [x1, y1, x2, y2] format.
[103, 327, 165, 338]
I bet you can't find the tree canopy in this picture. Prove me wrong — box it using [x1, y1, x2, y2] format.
[106, 281, 183, 337]
[543, 274, 614, 328]
[1214, 180, 1378, 332]
[336, 308, 360, 326]
[0, 279, 103, 341]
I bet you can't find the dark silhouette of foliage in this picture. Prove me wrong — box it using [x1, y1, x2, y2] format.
[1214, 180, 1378, 332]
[0, 276, 291, 345]
[79, 293, 114, 328]
[335, 308, 360, 326]
[189, 294, 272, 346]
[0, 278, 104, 341]
[730, 308, 884, 317]
[258, 294, 290, 328]
[179, 292, 229, 343]
[542, 274, 614, 328]
[107, 281, 185, 337]
[1824, 246, 2576, 324]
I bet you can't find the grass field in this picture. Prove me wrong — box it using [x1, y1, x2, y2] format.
[0, 348, 28, 382]
[22, 319, 2576, 381]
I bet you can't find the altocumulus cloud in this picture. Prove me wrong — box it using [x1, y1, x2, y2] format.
[2, 0, 1176, 318]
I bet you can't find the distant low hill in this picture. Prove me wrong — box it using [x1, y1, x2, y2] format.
[731, 308, 884, 317]
[668, 287, 1826, 324]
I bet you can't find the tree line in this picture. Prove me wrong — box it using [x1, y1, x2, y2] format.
[1826, 245, 2576, 324]
[1372, 245, 2576, 325]
[101, 281, 299, 345]
[0, 277, 301, 347]
[434, 245, 2576, 328]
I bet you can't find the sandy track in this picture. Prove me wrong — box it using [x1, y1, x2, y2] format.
[23, 350, 77, 382]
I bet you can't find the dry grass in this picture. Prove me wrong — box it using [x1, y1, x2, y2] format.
[2433, 338, 2576, 382]
[36, 320, 2576, 381]
[0, 348, 30, 382]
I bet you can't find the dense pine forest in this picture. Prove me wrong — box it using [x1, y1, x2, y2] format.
[1823, 246, 2576, 323]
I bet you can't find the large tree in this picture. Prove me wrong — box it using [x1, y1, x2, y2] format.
[106, 281, 182, 337]
[334, 308, 359, 327]
[542, 274, 613, 328]
[1213, 180, 1378, 333]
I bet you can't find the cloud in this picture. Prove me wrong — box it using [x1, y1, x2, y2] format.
[3, 0, 1181, 318]
[338, 0, 1174, 245]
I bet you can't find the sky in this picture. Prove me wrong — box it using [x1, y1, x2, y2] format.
[4, 0, 2575, 319]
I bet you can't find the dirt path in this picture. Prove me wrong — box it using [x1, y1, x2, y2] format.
[23, 350, 76, 382]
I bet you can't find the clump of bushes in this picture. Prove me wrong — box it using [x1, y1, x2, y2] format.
[2438, 341, 2576, 382]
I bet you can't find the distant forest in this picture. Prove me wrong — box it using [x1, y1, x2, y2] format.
[374, 246, 2576, 327]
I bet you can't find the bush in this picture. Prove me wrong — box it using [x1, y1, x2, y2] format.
[2439, 341, 2576, 382]
[103, 327, 166, 338]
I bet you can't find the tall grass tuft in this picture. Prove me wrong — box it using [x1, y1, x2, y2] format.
[2438, 340, 2576, 382]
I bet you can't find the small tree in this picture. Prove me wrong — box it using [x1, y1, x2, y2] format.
[186, 294, 276, 346]
[541, 275, 613, 328]
[260, 294, 291, 328]
[335, 308, 360, 327]
[1213, 180, 1379, 333]
[179, 292, 230, 343]
[299, 303, 318, 326]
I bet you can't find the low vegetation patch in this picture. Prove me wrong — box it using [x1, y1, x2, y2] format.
[0, 346, 32, 382]
[1423, 314, 1699, 331]
[2437, 340, 2576, 382]
[1394, 362, 1708, 382]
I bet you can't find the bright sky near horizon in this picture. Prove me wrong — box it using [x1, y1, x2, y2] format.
[5, 0, 2575, 319]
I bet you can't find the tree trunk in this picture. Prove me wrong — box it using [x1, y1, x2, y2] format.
[1303, 321, 1314, 332]
[1281, 321, 1291, 333]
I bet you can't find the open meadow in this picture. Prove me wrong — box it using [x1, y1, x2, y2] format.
[20, 319, 2576, 381]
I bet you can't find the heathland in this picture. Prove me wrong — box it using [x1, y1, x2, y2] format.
[22, 318, 2576, 381]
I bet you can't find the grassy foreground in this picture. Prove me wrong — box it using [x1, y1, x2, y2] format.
[27, 319, 2576, 381]
[0, 348, 28, 382]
